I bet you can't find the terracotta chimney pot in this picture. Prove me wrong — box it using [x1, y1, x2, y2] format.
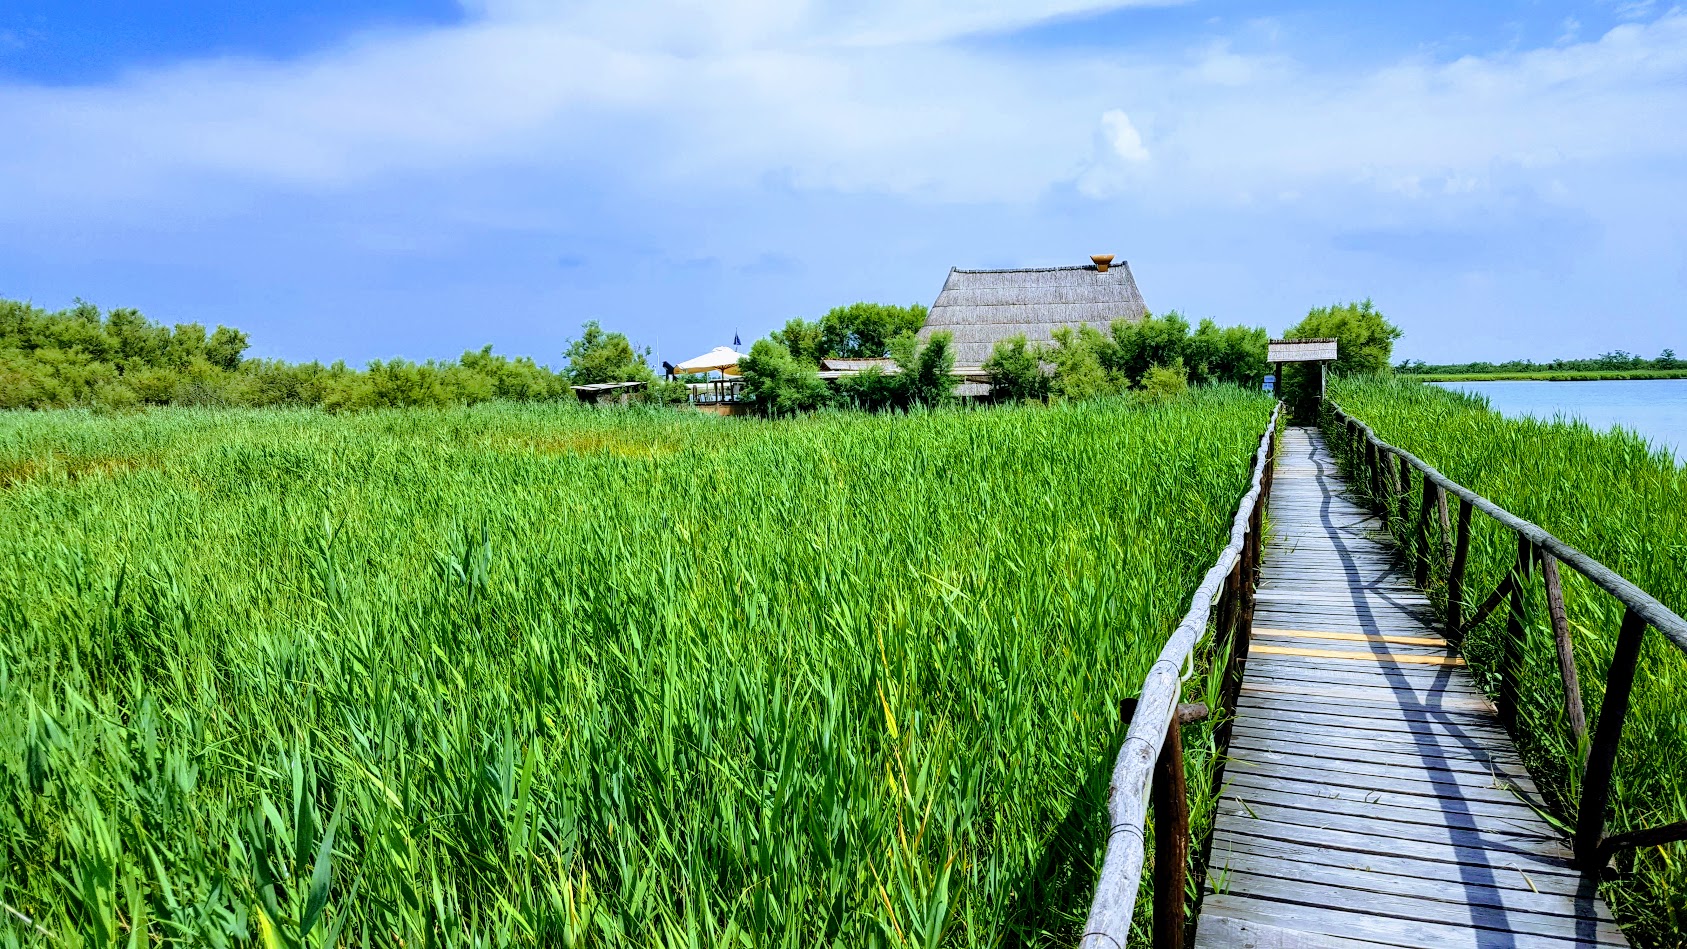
[1091, 254, 1114, 273]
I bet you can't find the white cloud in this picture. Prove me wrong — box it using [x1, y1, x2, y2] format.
[1102, 110, 1151, 162]
[0, 2, 1684, 218]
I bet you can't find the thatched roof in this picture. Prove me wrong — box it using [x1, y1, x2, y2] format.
[917, 263, 1147, 366]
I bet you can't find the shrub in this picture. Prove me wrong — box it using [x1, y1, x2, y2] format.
[1046, 326, 1122, 401]
[891, 330, 957, 408]
[833, 365, 903, 411]
[1141, 360, 1190, 402]
[563, 321, 654, 385]
[982, 335, 1050, 402]
[641, 378, 691, 405]
[737, 339, 832, 416]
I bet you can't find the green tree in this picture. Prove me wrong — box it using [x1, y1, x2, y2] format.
[562, 321, 654, 385]
[737, 339, 832, 416]
[818, 303, 928, 359]
[982, 335, 1050, 401]
[206, 326, 250, 370]
[833, 366, 903, 411]
[1184, 319, 1268, 387]
[1046, 326, 1123, 400]
[888, 331, 956, 407]
[1107, 311, 1189, 386]
[1283, 299, 1401, 376]
[771, 318, 827, 366]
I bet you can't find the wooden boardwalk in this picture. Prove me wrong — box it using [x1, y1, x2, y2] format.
[1196, 428, 1629, 948]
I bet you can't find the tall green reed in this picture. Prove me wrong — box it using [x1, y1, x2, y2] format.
[0, 391, 1270, 947]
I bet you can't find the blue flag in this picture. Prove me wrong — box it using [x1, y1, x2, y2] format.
[733, 333, 741, 347]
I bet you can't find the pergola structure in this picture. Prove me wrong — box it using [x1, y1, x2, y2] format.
[1266, 337, 1338, 401]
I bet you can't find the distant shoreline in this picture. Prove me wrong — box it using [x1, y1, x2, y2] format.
[1410, 370, 1687, 382]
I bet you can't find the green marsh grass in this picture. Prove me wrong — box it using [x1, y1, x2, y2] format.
[0, 391, 1271, 947]
[1329, 377, 1687, 946]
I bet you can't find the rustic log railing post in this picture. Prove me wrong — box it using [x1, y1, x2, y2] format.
[1217, 561, 1241, 650]
[1435, 485, 1453, 569]
[1540, 553, 1588, 754]
[1447, 498, 1473, 635]
[1152, 704, 1206, 949]
[1413, 478, 1435, 587]
[1396, 454, 1413, 532]
[1149, 703, 1210, 949]
[1576, 608, 1649, 867]
[1499, 535, 1533, 732]
[1365, 440, 1380, 505]
[1379, 449, 1400, 529]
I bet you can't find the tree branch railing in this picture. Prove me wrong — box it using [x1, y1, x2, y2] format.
[1325, 402, 1687, 869]
[1080, 402, 1281, 949]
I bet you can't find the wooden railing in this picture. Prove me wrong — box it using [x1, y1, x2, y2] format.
[1325, 402, 1687, 869]
[1080, 402, 1281, 949]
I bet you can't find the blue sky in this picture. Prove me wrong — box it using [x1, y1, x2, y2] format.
[2, 1, 1683, 367]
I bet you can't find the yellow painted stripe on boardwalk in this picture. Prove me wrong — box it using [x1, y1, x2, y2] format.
[1252, 627, 1450, 648]
[1252, 644, 1466, 666]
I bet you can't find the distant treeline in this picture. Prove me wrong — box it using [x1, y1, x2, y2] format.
[1397, 349, 1683, 376]
[0, 299, 666, 411]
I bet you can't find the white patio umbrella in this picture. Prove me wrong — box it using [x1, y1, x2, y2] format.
[673, 346, 747, 376]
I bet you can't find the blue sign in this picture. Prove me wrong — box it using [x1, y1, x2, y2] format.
[1263, 374, 1276, 393]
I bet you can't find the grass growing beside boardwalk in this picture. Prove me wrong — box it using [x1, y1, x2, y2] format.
[0, 391, 1271, 947]
[1329, 377, 1687, 946]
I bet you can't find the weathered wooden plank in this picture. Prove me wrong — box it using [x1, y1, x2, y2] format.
[1237, 686, 1491, 717]
[1252, 591, 1435, 609]
[1226, 758, 1540, 811]
[1228, 740, 1539, 793]
[1198, 893, 1608, 949]
[1229, 716, 1520, 766]
[1212, 871, 1627, 945]
[1249, 636, 1459, 658]
[1223, 770, 1541, 823]
[1206, 842, 1612, 920]
[1253, 627, 1450, 647]
[1251, 612, 1442, 632]
[1244, 653, 1476, 683]
[1235, 693, 1507, 731]
[1229, 714, 1504, 756]
[1214, 798, 1572, 860]
[1216, 787, 1557, 851]
[1240, 666, 1488, 699]
[1228, 714, 1518, 758]
[1251, 643, 1467, 666]
[1228, 742, 1536, 797]
[1193, 914, 1392, 949]
[1241, 691, 1504, 728]
[1215, 820, 1578, 880]
[1210, 830, 1590, 898]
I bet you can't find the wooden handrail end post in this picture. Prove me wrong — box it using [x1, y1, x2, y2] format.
[1576, 609, 1649, 868]
[1152, 711, 1191, 949]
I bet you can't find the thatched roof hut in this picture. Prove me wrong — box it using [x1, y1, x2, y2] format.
[917, 259, 1147, 367]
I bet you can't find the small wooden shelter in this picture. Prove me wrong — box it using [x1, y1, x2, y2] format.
[1266, 337, 1338, 400]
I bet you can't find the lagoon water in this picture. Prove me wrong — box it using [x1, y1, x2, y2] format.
[1434, 378, 1687, 463]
